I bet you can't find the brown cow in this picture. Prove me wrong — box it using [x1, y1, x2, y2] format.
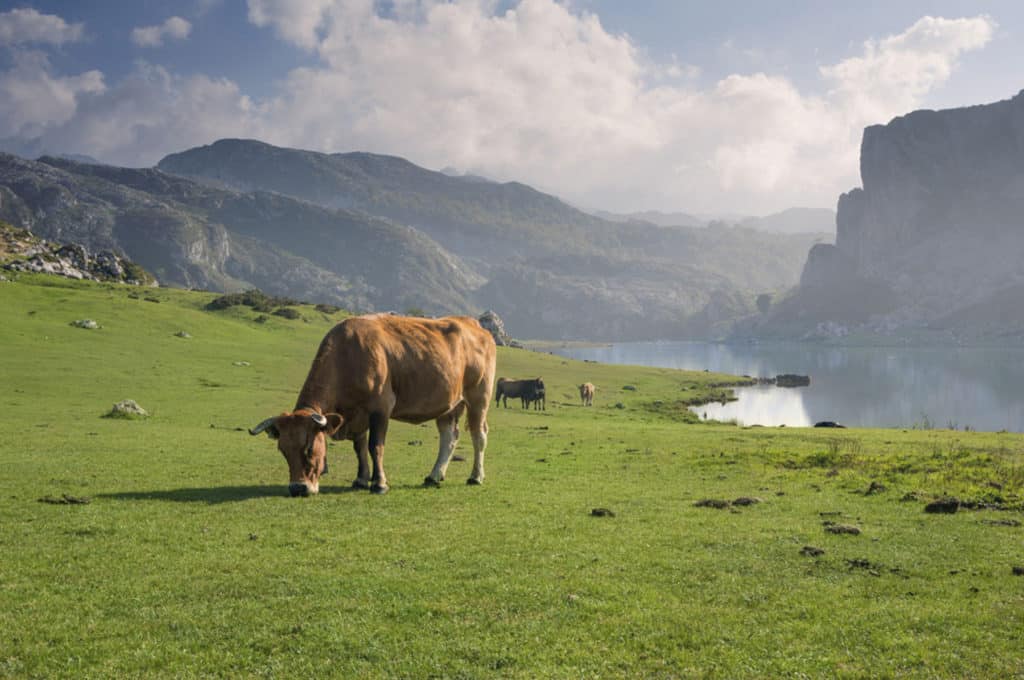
[579, 382, 595, 406]
[249, 314, 496, 496]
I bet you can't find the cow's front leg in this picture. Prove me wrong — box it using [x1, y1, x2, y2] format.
[368, 413, 390, 494]
[351, 432, 371, 489]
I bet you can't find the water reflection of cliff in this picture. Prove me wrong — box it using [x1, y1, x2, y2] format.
[554, 342, 1024, 432]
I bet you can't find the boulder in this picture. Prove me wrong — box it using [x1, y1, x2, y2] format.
[107, 399, 148, 418]
[478, 309, 512, 346]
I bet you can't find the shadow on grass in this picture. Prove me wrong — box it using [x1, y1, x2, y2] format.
[100, 484, 364, 504]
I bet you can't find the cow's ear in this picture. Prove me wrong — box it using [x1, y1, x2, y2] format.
[323, 413, 344, 436]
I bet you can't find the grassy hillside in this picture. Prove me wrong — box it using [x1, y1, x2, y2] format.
[1, 274, 1022, 678]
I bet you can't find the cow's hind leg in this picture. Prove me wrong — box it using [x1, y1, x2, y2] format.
[368, 413, 390, 494]
[465, 403, 488, 485]
[425, 403, 464, 487]
[352, 431, 371, 489]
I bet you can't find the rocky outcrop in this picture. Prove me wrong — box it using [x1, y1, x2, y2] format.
[478, 310, 511, 346]
[1, 223, 156, 285]
[753, 89, 1024, 342]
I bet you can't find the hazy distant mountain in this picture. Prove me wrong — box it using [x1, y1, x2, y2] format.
[0, 154, 478, 315]
[738, 207, 835, 235]
[155, 138, 821, 339]
[593, 209, 705, 228]
[746, 90, 1024, 343]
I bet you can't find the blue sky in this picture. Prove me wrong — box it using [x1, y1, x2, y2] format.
[0, 1, 1021, 214]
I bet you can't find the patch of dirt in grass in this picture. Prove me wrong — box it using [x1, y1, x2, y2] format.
[732, 496, 761, 506]
[824, 523, 861, 535]
[981, 518, 1021, 527]
[924, 497, 960, 514]
[591, 508, 615, 517]
[864, 481, 887, 495]
[800, 546, 825, 557]
[38, 494, 91, 505]
[694, 498, 730, 509]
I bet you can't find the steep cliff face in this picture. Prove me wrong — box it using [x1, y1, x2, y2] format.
[756, 90, 1024, 341]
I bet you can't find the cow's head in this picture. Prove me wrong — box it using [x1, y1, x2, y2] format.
[249, 409, 343, 496]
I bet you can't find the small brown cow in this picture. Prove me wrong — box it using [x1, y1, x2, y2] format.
[250, 314, 496, 496]
[579, 382, 595, 406]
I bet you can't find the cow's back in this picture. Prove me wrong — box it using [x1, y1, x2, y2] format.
[313, 314, 494, 422]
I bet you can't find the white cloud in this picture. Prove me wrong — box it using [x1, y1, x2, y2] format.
[239, 2, 996, 212]
[131, 16, 192, 48]
[0, 7, 84, 46]
[0, 50, 104, 139]
[0, 3, 1000, 213]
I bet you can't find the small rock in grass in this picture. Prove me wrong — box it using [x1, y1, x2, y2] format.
[233, 361, 251, 367]
[800, 546, 825, 557]
[924, 497, 960, 514]
[622, 385, 637, 391]
[106, 399, 148, 418]
[614, 402, 625, 409]
[732, 496, 761, 506]
[1012, 566, 1024, 576]
[694, 498, 730, 509]
[825, 524, 861, 535]
[591, 508, 615, 517]
[71, 318, 100, 329]
[407, 440, 422, 446]
[249, 533, 259, 541]
[173, 330, 191, 338]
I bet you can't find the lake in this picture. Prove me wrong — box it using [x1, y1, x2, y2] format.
[548, 341, 1024, 432]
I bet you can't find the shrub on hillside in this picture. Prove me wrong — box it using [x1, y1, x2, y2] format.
[272, 307, 302, 320]
[205, 289, 299, 312]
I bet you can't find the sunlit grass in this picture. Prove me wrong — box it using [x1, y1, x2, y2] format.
[0, 274, 1022, 678]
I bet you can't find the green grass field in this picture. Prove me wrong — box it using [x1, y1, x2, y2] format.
[1, 274, 1022, 678]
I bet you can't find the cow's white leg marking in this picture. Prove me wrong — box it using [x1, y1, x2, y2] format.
[468, 427, 486, 484]
[426, 421, 457, 484]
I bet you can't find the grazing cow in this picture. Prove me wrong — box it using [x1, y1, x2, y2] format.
[249, 314, 496, 496]
[495, 377, 545, 409]
[579, 382, 595, 406]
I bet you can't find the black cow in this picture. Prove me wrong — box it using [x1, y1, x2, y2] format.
[495, 377, 545, 409]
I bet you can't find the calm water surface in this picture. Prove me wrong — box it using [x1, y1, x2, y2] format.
[550, 342, 1024, 432]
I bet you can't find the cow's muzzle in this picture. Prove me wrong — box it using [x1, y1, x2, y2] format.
[288, 483, 312, 497]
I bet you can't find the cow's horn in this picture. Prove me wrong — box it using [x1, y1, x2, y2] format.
[311, 413, 327, 426]
[249, 417, 278, 435]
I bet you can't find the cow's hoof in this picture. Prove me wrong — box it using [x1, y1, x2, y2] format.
[371, 484, 389, 495]
[466, 477, 483, 486]
[352, 479, 371, 489]
[423, 476, 441, 487]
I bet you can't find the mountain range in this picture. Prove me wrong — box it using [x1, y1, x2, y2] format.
[0, 139, 824, 340]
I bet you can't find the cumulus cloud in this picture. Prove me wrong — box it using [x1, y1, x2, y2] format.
[0, 7, 84, 46]
[240, 2, 996, 212]
[0, 3, 1000, 213]
[0, 50, 104, 139]
[131, 16, 192, 48]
